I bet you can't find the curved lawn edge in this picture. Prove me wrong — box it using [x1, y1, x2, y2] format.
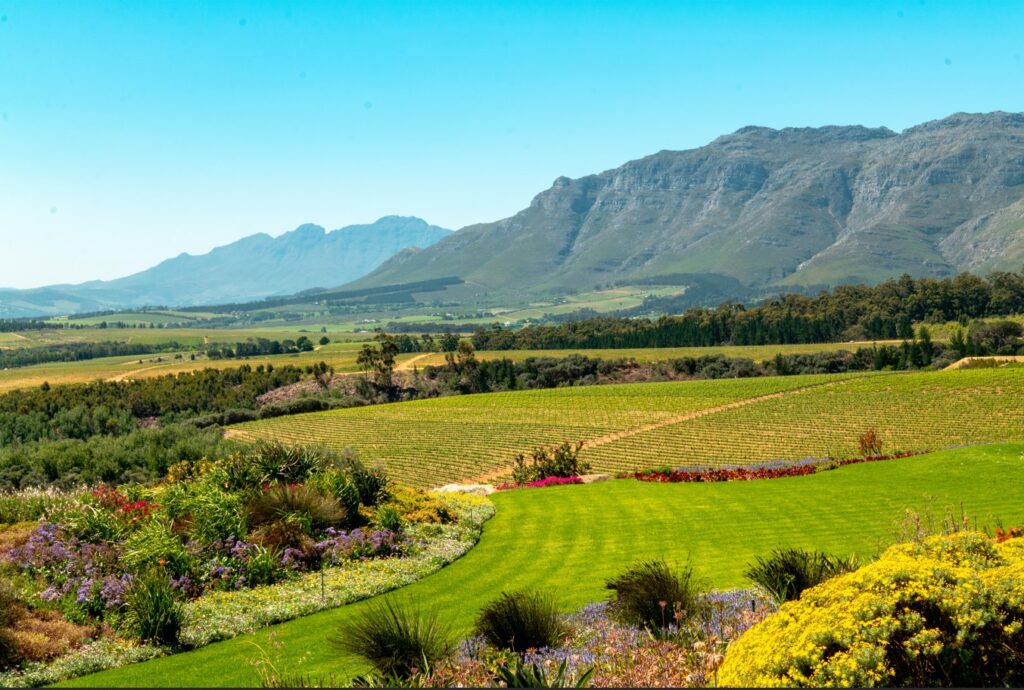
[0, 495, 495, 689]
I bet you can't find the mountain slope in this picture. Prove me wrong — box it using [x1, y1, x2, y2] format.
[0, 217, 451, 317]
[351, 112, 1024, 297]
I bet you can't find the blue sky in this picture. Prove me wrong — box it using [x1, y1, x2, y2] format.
[1, 0, 1022, 288]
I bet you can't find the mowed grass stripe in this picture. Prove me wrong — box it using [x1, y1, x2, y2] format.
[230, 374, 854, 487]
[69, 443, 1024, 687]
[583, 367, 1024, 472]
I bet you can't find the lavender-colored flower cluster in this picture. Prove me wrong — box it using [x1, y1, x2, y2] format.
[447, 590, 775, 688]
[13, 522, 127, 613]
[315, 527, 404, 564]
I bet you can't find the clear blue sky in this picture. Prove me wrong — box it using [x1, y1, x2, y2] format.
[2, 0, 1022, 288]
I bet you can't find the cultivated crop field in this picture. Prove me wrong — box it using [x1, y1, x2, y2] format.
[230, 374, 861, 486]
[582, 367, 1024, 472]
[233, 367, 1024, 487]
[66, 443, 1024, 687]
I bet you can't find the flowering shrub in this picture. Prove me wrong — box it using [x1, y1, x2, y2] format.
[495, 476, 583, 491]
[718, 532, 1024, 687]
[622, 451, 923, 484]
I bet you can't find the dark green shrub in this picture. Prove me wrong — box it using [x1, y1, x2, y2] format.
[474, 590, 567, 653]
[494, 658, 594, 688]
[227, 442, 334, 489]
[247, 484, 346, 534]
[745, 547, 859, 603]
[605, 560, 702, 630]
[332, 598, 453, 678]
[121, 568, 183, 646]
[511, 441, 590, 484]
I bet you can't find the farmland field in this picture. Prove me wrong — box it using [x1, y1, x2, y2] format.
[409, 340, 907, 366]
[67, 443, 1024, 687]
[230, 374, 865, 486]
[232, 367, 1024, 487]
[0, 343, 414, 394]
[0, 332, 898, 394]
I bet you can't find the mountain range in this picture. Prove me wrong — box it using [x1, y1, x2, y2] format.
[6, 112, 1024, 319]
[0, 217, 451, 318]
[350, 112, 1024, 298]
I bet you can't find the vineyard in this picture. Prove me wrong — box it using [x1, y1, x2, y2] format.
[230, 373, 858, 486]
[232, 367, 1024, 487]
[581, 367, 1024, 473]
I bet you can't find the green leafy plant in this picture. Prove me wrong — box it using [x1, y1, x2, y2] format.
[605, 559, 703, 630]
[474, 590, 567, 653]
[375, 505, 403, 532]
[121, 567, 183, 646]
[494, 658, 594, 688]
[122, 518, 193, 577]
[744, 547, 858, 603]
[331, 598, 454, 678]
[246, 545, 286, 586]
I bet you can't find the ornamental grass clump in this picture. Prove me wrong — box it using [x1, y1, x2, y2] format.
[331, 598, 454, 678]
[121, 567, 183, 647]
[474, 590, 567, 653]
[605, 559, 703, 631]
[719, 532, 1024, 688]
[744, 547, 858, 603]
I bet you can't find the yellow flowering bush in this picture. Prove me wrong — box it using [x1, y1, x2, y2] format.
[718, 532, 1024, 687]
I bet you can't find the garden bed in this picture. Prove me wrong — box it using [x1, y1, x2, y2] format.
[0, 494, 492, 688]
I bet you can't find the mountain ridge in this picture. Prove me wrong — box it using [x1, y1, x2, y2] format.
[350, 111, 1024, 298]
[0, 216, 451, 317]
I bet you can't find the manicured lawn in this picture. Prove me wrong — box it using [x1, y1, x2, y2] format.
[65, 443, 1024, 687]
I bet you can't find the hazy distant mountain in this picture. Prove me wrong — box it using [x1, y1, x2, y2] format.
[0, 216, 451, 317]
[350, 112, 1024, 298]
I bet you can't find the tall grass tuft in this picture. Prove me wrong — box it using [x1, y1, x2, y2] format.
[605, 559, 703, 630]
[745, 547, 859, 603]
[332, 598, 454, 678]
[121, 568, 183, 646]
[474, 590, 567, 653]
[247, 483, 347, 534]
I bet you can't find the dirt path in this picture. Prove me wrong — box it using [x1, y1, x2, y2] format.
[944, 356, 1024, 370]
[107, 363, 171, 382]
[466, 377, 858, 483]
[396, 353, 433, 372]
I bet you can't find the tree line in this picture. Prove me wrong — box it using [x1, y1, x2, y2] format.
[0, 341, 187, 369]
[470, 271, 1024, 350]
[0, 364, 308, 446]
